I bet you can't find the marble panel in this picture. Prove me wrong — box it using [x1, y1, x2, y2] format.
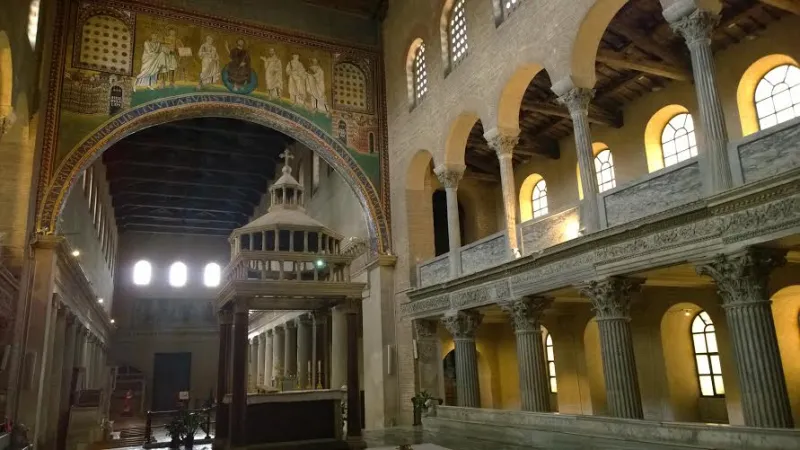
[603, 162, 701, 227]
[519, 207, 579, 256]
[418, 256, 449, 288]
[739, 120, 800, 184]
[459, 232, 507, 275]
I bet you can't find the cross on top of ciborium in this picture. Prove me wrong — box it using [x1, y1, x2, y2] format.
[279, 149, 294, 166]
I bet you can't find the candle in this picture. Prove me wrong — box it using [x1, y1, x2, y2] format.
[318, 360, 321, 373]
[307, 360, 311, 374]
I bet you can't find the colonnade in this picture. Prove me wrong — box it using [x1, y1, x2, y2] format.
[435, 3, 733, 255]
[415, 247, 794, 429]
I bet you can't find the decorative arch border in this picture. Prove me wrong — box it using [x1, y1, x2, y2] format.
[36, 93, 391, 255]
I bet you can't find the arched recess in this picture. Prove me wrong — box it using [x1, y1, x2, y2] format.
[405, 150, 436, 281]
[496, 64, 545, 131]
[569, 0, 629, 89]
[519, 172, 544, 222]
[737, 53, 799, 137]
[577, 142, 609, 200]
[644, 104, 690, 173]
[0, 31, 12, 118]
[771, 285, 800, 426]
[583, 318, 607, 416]
[36, 93, 391, 254]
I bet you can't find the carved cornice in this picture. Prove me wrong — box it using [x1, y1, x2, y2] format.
[696, 248, 786, 308]
[671, 9, 718, 47]
[579, 277, 643, 321]
[557, 88, 594, 116]
[499, 297, 552, 333]
[413, 319, 438, 339]
[434, 164, 466, 189]
[441, 310, 482, 340]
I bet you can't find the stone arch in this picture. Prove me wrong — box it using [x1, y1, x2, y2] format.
[405, 150, 436, 283]
[569, 0, 629, 89]
[770, 285, 800, 425]
[0, 30, 12, 118]
[644, 104, 692, 173]
[442, 111, 479, 166]
[736, 53, 799, 137]
[36, 93, 390, 254]
[495, 63, 546, 131]
[438, 0, 458, 73]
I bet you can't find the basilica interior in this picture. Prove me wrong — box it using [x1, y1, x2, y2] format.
[1, 0, 800, 449]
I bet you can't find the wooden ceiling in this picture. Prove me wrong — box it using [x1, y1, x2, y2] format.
[103, 118, 290, 236]
[302, 0, 387, 18]
[463, 0, 790, 179]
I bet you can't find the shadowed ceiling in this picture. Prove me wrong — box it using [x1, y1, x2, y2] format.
[103, 118, 290, 236]
[463, 0, 790, 180]
[302, 0, 388, 18]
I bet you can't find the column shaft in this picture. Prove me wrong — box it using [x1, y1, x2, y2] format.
[516, 331, 550, 412]
[230, 302, 249, 446]
[297, 316, 312, 389]
[442, 311, 482, 408]
[580, 277, 644, 419]
[485, 128, 520, 253]
[284, 321, 298, 380]
[273, 327, 285, 383]
[56, 317, 78, 450]
[248, 339, 258, 392]
[214, 310, 232, 444]
[671, 10, 732, 192]
[256, 334, 265, 387]
[331, 307, 347, 389]
[345, 304, 363, 443]
[558, 88, 601, 232]
[696, 249, 793, 427]
[434, 165, 465, 277]
[264, 331, 273, 387]
[44, 306, 67, 447]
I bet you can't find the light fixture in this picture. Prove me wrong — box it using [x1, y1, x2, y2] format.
[97, 298, 104, 304]
[110, 319, 116, 324]
[316, 259, 326, 268]
[683, 309, 692, 317]
[71, 250, 80, 257]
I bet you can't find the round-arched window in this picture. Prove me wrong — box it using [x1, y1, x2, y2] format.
[133, 260, 152, 286]
[169, 261, 188, 288]
[691, 311, 724, 397]
[204, 262, 221, 288]
[531, 179, 548, 218]
[594, 148, 616, 193]
[755, 64, 800, 131]
[661, 113, 698, 168]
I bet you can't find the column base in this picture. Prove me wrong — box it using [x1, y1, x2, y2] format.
[346, 436, 367, 449]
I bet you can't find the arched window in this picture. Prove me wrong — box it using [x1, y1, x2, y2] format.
[691, 311, 724, 397]
[531, 179, 548, 218]
[169, 261, 188, 288]
[204, 262, 221, 288]
[661, 113, 698, 168]
[413, 42, 428, 102]
[448, 0, 469, 68]
[27, 0, 41, 48]
[755, 64, 800, 131]
[544, 332, 557, 393]
[133, 260, 152, 286]
[594, 148, 616, 193]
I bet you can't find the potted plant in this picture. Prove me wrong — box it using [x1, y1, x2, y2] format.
[410, 391, 434, 426]
[165, 415, 186, 449]
[183, 412, 203, 448]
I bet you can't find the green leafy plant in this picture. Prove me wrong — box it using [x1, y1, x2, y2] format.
[165, 415, 186, 448]
[410, 390, 434, 410]
[183, 412, 203, 447]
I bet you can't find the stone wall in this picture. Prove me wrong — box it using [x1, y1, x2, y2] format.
[737, 118, 800, 185]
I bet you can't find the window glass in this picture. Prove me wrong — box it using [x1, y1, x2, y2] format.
[755, 64, 800, 130]
[204, 262, 221, 287]
[661, 113, 698, 167]
[531, 179, 548, 218]
[133, 260, 152, 286]
[169, 261, 188, 288]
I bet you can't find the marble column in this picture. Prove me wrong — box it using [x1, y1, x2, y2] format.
[312, 312, 327, 389]
[414, 319, 443, 399]
[558, 88, 601, 233]
[249, 338, 258, 392]
[434, 164, 466, 277]
[74, 327, 86, 389]
[230, 300, 249, 446]
[331, 306, 348, 389]
[264, 330, 273, 387]
[273, 325, 285, 382]
[500, 297, 552, 412]
[284, 320, 298, 380]
[56, 314, 78, 450]
[86, 336, 96, 388]
[670, 8, 732, 193]
[344, 300, 365, 448]
[580, 277, 644, 419]
[441, 310, 483, 408]
[215, 309, 232, 444]
[256, 333, 266, 387]
[44, 303, 67, 448]
[485, 127, 520, 255]
[297, 314, 313, 389]
[696, 248, 793, 428]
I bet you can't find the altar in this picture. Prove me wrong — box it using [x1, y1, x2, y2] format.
[216, 390, 347, 449]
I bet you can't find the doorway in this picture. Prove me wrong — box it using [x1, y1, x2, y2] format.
[152, 352, 191, 411]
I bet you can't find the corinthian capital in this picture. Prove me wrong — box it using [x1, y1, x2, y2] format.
[557, 88, 594, 117]
[441, 310, 482, 340]
[696, 248, 786, 308]
[499, 296, 552, 333]
[670, 9, 718, 46]
[434, 164, 466, 189]
[484, 127, 520, 159]
[579, 276, 643, 320]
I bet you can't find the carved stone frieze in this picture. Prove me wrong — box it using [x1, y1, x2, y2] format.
[400, 295, 450, 317]
[499, 297, 552, 333]
[451, 280, 511, 309]
[441, 310, 483, 340]
[579, 277, 643, 321]
[696, 248, 786, 308]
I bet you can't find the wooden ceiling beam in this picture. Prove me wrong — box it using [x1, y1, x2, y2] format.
[758, 0, 800, 15]
[110, 142, 276, 160]
[608, 22, 687, 67]
[110, 176, 263, 194]
[115, 204, 248, 216]
[119, 215, 241, 225]
[121, 222, 234, 232]
[110, 190, 257, 206]
[105, 160, 270, 179]
[596, 49, 692, 81]
[523, 102, 622, 128]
